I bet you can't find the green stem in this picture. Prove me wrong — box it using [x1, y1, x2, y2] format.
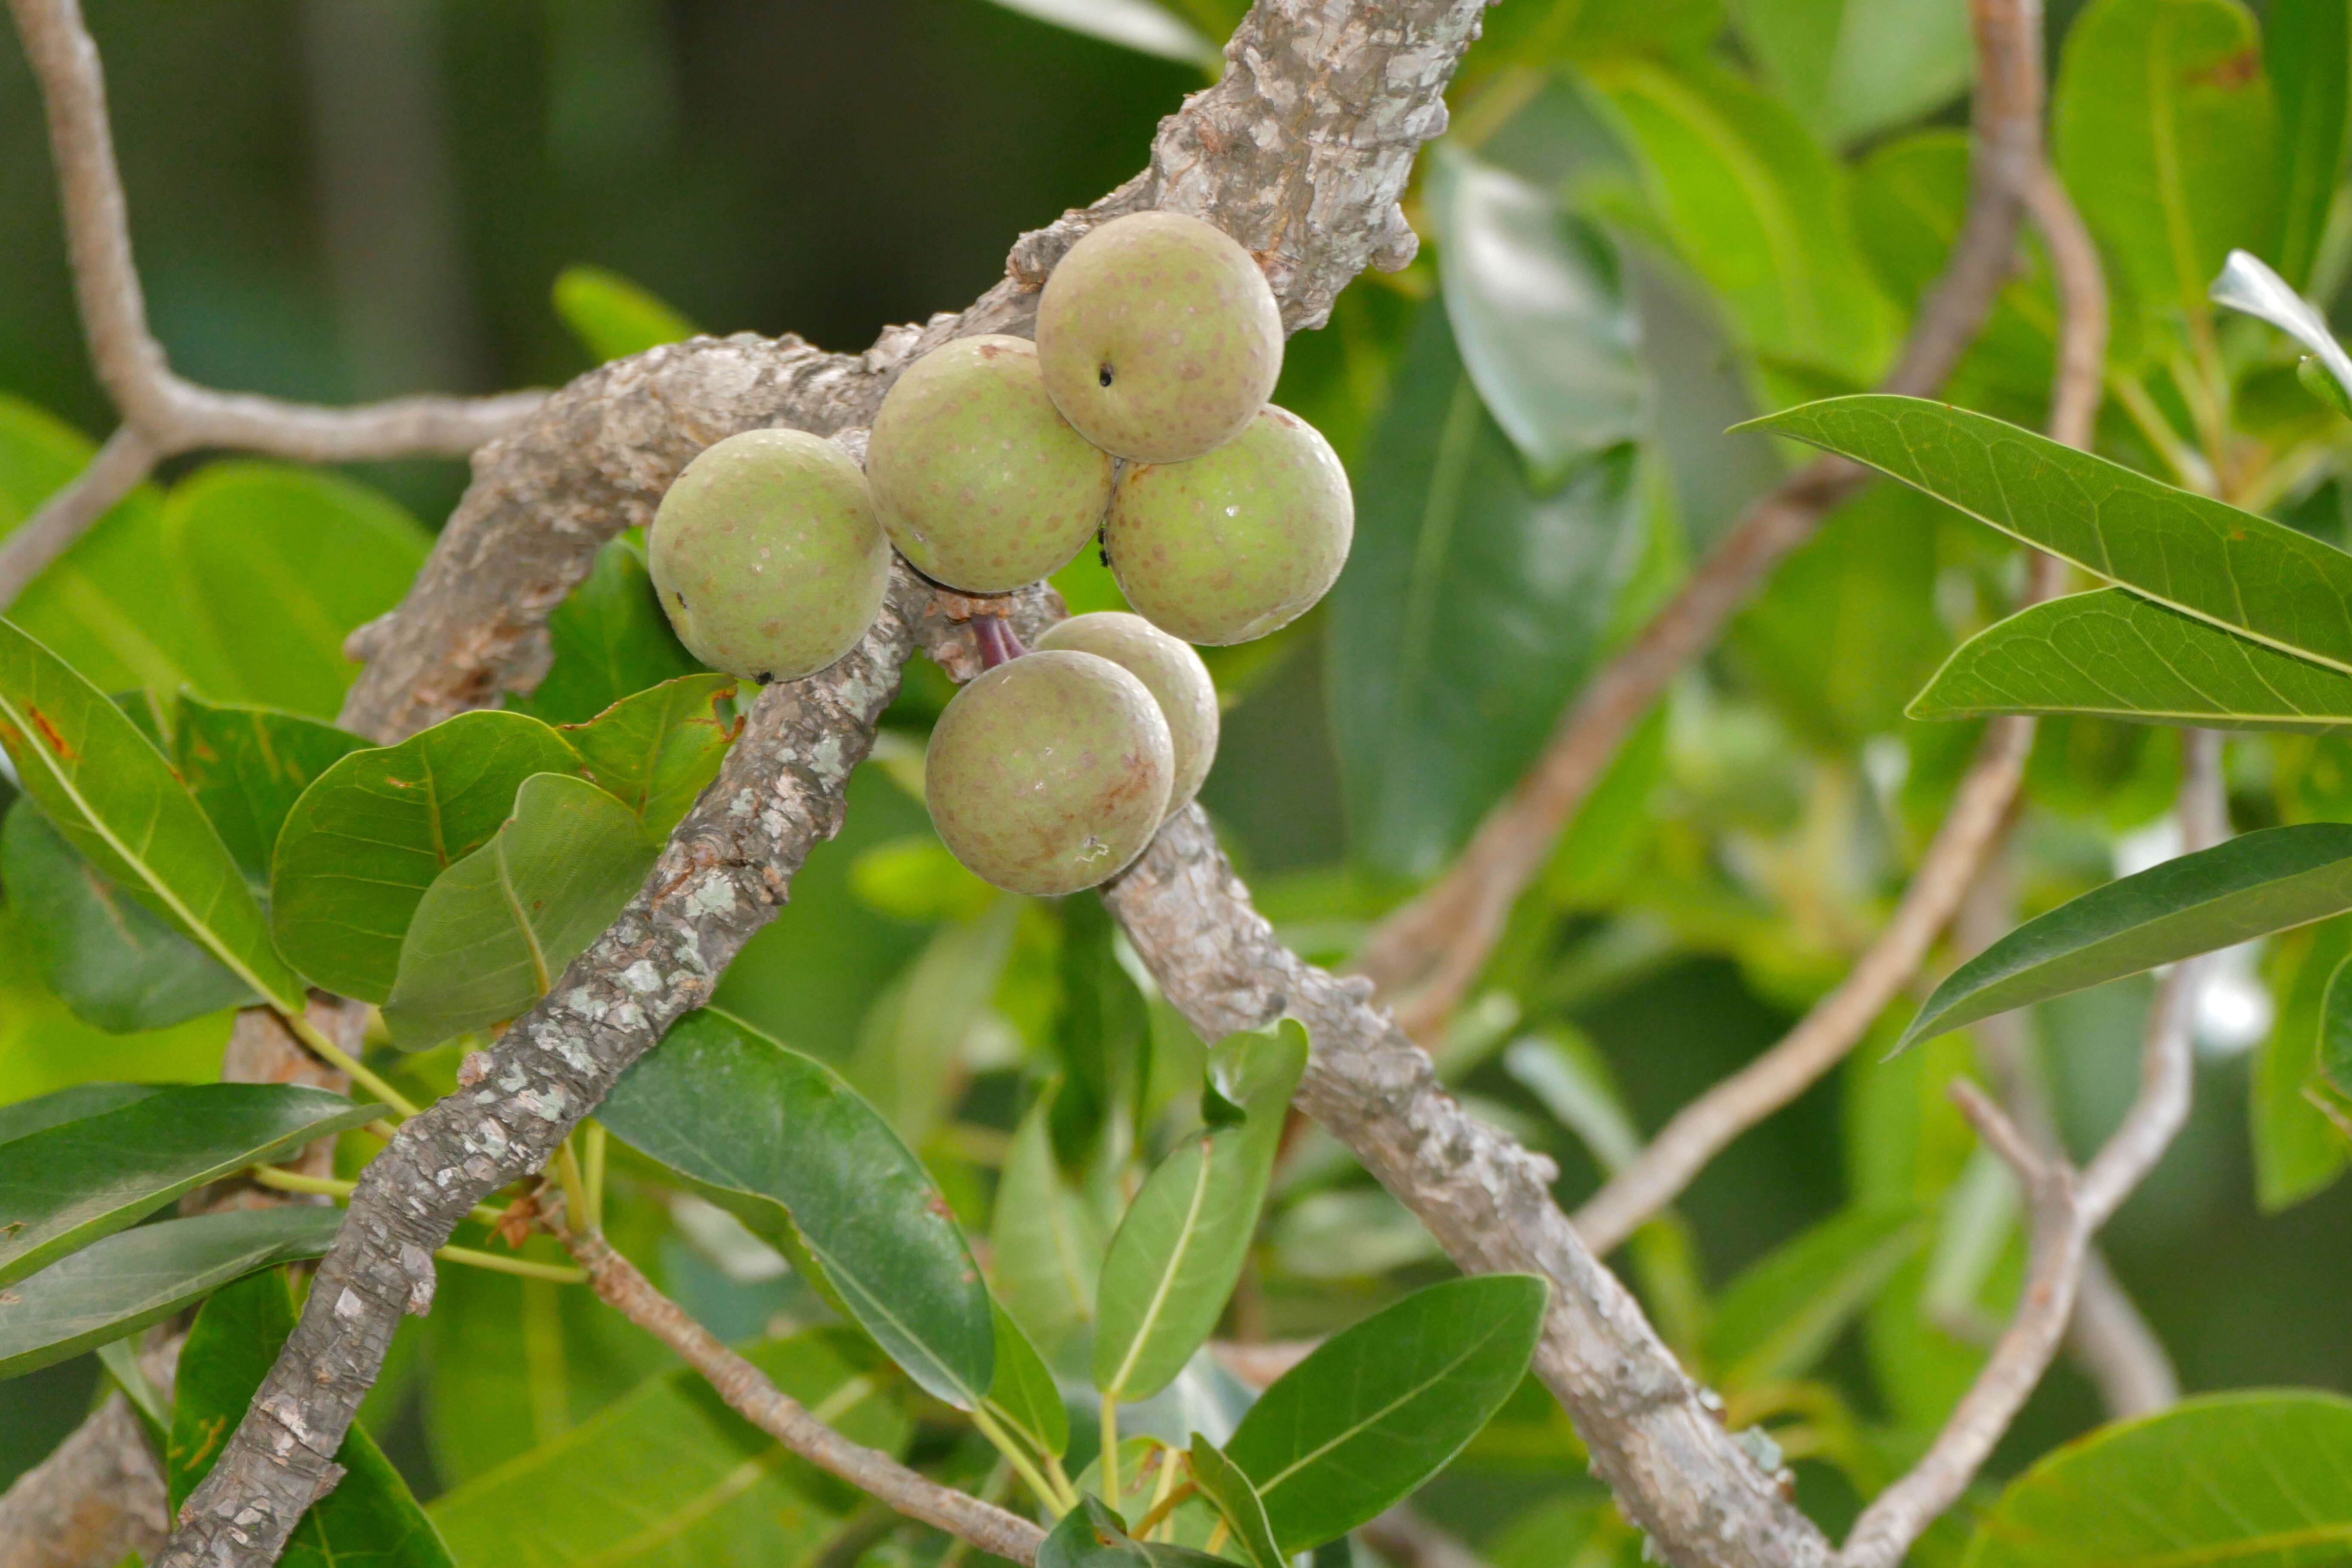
[583, 1121, 606, 1231]
[1100, 1393, 1122, 1506]
[557, 1136, 592, 1237]
[281, 1010, 420, 1118]
[250, 1164, 505, 1227]
[1133, 1478, 1195, 1541]
[1204, 1519, 1231, 1557]
[436, 1243, 587, 1283]
[969, 1402, 1070, 1517]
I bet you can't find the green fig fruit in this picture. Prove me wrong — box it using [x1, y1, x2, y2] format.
[1035, 611, 1219, 813]
[1105, 404, 1351, 645]
[925, 649, 1173, 896]
[1035, 210, 1283, 464]
[868, 334, 1115, 592]
[648, 428, 889, 682]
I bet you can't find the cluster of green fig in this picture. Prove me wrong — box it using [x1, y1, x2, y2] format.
[648, 210, 1353, 895]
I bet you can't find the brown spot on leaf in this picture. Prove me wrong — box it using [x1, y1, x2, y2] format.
[2192, 48, 2261, 88]
[26, 706, 72, 761]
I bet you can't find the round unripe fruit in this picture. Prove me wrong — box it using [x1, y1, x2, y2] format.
[649, 429, 889, 683]
[1036, 211, 1283, 465]
[868, 334, 1115, 593]
[1035, 612, 1219, 814]
[925, 650, 1173, 896]
[1106, 405, 1352, 645]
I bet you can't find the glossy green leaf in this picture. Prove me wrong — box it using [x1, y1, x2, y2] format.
[171, 1269, 454, 1568]
[381, 773, 657, 1049]
[515, 533, 707, 727]
[0, 1081, 374, 1286]
[1914, 587, 2352, 732]
[431, 1328, 907, 1568]
[0, 1206, 343, 1378]
[1330, 303, 1649, 879]
[553, 264, 700, 363]
[1580, 53, 1893, 382]
[2269, 0, 2349, 289]
[601, 1007, 995, 1409]
[0, 616, 302, 1010]
[975, 0, 1219, 67]
[986, 1301, 1070, 1459]
[1702, 1206, 1925, 1388]
[1427, 147, 1644, 487]
[1093, 1020, 1308, 1401]
[1904, 824, 2352, 1047]
[271, 708, 586, 1001]
[173, 698, 368, 893]
[1746, 395, 2352, 675]
[848, 899, 1019, 1147]
[563, 674, 739, 835]
[1187, 1436, 1282, 1568]
[1038, 1498, 1229, 1568]
[1964, 1391, 2352, 1565]
[2053, 0, 2278, 354]
[1730, 0, 1972, 146]
[1226, 1274, 1550, 1551]
[991, 1090, 1108, 1361]
[0, 1084, 162, 1148]
[2254, 920, 2352, 1209]
[1, 802, 255, 1032]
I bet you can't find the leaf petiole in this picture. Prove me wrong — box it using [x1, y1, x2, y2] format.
[280, 1010, 420, 1118]
[434, 1243, 586, 1283]
[250, 1165, 507, 1228]
[969, 1400, 1072, 1516]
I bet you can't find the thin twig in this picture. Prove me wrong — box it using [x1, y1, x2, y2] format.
[1350, 0, 2053, 1039]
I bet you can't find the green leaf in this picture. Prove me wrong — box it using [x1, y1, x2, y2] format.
[431, 1327, 906, 1568]
[1904, 824, 2352, 1047]
[0, 1081, 374, 1286]
[553, 265, 701, 364]
[1730, 0, 1972, 146]
[1426, 148, 1645, 487]
[1038, 1498, 1229, 1568]
[848, 899, 1019, 1148]
[516, 533, 707, 726]
[381, 773, 657, 1049]
[1, 802, 256, 1031]
[1963, 1391, 2352, 1565]
[0, 1083, 163, 1148]
[986, 1301, 1070, 1459]
[1093, 1021, 1308, 1401]
[1743, 395, 2352, 675]
[2321, 950, 2352, 1099]
[172, 698, 368, 894]
[562, 674, 740, 835]
[0, 617, 302, 1010]
[1913, 587, 2352, 732]
[2268, 0, 2349, 289]
[600, 1007, 995, 1409]
[2254, 920, 2352, 1209]
[991, 1089, 1108, 1362]
[1329, 303, 1649, 879]
[271, 708, 586, 1001]
[170, 1270, 454, 1568]
[1701, 1206, 1926, 1388]
[1186, 1436, 1282, 1568]
[2211, 248, 2352, 404]
[974, 0, 1219, 67]
[0, 1206, 342, 1378]
[2052, 0, 2279, 355]
[1226, 1274, 1550, 1551]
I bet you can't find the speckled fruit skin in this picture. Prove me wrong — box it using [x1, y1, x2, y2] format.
[925, 650, 1174, 896]
[1035, 612, 1219, 814]
[867, 334, 1115, 593]
[1106, 405, 1353, 646]
[648, 428, 889, 683]
[1035, 211, 1284, 465]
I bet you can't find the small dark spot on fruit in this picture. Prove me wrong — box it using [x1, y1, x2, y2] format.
[675, 591, 688, 608]
[756, 672, 775, 685]
[1098, 364, 1115, 388]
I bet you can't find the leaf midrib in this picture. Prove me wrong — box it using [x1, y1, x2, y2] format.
[1104, 1135, 1220, 1400]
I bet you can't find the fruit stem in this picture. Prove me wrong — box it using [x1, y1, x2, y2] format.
[972, 615, 1027, 669]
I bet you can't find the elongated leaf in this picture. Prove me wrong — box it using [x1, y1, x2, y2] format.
[2322, 951, 2352, 1099]
[0, 1083, 162, 1148]
[0, 1082, 374, 1286]
[1187, 1437, 1282, 1568]
[516, 533, 707, 726]
[553, 265, 701, 364]
[601, 1007, 995, 1409]
[1914, 587, 2352, 732]
[1226, 1274, 1550, 1551]
[2270, 0, 2350, 291]
[1731, 0, 1972, 147]
[172, 698, 368, 893]
[1904, 824, 2352, 1047]
[171, 1270, 454, 1568]
[1702, 1206, 1925, 1388]
[1038, 1498, 1229, 1568]
[563, 674, 739, 835]
[382, 773, 657, 1049]
[992, 1090, 1107, 1361]
[1964, 1391, 2352, 1565]
[1427, 148, 1645, 487]
[1330, 303, 1649, 879]
[1746, 395, 2352, 675]
[431, 1328, 907, 1568]
[977, 0, 1219, 67]
[0, 1206, 343, 1378]
[2, 802, 255, 1031]
[986, 1301, 1070, 1459]
[0, 616, 301, 1009]
[271, 708, 586, 1001]
[848, 899, 1019, 1147]
[1093, 1021, 1308, 1401]
[2254, 921, 2352, 1209]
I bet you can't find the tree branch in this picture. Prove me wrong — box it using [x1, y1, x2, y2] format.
[1349, 0, 2054, 1038]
